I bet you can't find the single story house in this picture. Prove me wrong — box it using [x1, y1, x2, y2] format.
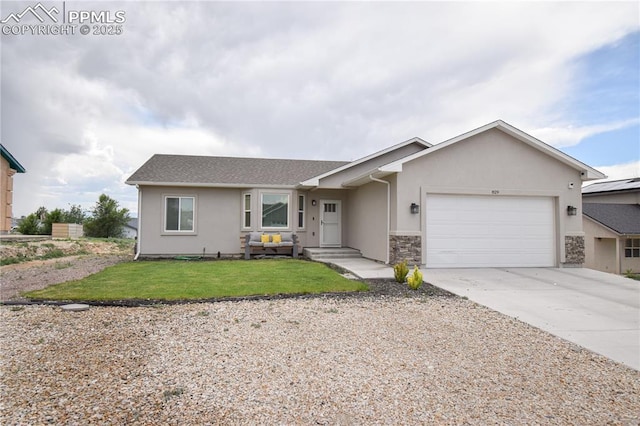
[582, 178, 640, 274]
[123, 218, 138, 239]
[126, 120, 604, 268]
[0, 144, 26, 234]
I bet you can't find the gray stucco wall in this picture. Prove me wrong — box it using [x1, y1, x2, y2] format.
[393, 128, 586, 266]
[302, 189, 347, 248]
[345, 181, 388, 261]
[138, 185, 348, 256]
[138, 186, 242, 256]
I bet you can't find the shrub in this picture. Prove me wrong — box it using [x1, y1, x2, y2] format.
[16, 213, 41, 235]
[393, 260, 409, 283]
[407, 265, 423, 290]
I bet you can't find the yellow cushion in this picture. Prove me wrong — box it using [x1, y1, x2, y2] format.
[260, 234, 270, 243]
[272, 234, 282, 244]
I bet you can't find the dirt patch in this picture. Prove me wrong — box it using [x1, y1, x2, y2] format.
[0, 239, 134, 302]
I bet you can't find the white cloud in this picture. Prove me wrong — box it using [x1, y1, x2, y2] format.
[2, 1, 639, 216]
[588, 161, 640, 184]
[532, 118, 640, 148]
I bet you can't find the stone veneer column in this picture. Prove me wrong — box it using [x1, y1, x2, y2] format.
[564, 235, 585, 265]
[389, 235, 422, 265]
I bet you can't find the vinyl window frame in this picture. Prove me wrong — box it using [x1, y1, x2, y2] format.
[260, 192, 290, 230]
[297, 194, 306, 229]
[242, 192, 252, 229]
[163, 195, 196, 233]
[625, 238, 640, 258]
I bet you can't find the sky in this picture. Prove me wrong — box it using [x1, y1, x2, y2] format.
[1, 1, 639, 218]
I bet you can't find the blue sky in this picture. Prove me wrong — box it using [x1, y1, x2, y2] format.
[1, 1, 639, 217]
[563, 31, 639, 167]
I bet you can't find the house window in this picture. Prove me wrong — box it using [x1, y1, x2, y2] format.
[298, 194, 305, 229]
[625, 239, 640, 258]
[165, 196, 194, 232]
[243, 193, 251, 229]
[261, 193, 289, 229]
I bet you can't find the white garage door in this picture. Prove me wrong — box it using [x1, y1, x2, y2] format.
[426, 194, 555, 268]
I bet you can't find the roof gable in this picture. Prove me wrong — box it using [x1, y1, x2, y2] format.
[583, 203, 640, 235]
[299, 137, 430, 187]
[379, 120, 605, 181]
[0, 144, 26, 173]
[125, 155, 348, 187]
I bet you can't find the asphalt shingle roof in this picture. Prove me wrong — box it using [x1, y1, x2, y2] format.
[583, 203, 640, 235]
[125, 154, 349, 186]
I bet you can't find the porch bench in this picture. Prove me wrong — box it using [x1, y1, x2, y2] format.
[243, 232, 299, 259]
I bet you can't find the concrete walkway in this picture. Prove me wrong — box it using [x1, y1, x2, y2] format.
[320, 257, 395, 279]
[322, 257, 640, 371]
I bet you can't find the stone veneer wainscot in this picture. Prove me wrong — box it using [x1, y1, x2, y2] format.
[389, 235, 422, 265]
[564, 235, 585, 265]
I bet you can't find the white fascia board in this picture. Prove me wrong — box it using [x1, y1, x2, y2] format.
[299, 136, 431, 187]
[494, 121, 606, 181]
[298, 178, 320, 187]
[378, 161, 404, 173]
[341, 168, 396, 187]
[582, 169, 608, 181]
[379, 120, 606, 181]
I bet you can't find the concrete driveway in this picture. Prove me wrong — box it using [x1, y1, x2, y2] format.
[427, 268, 640, 371]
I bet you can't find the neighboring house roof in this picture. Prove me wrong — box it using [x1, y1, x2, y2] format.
[376, 120, 605, 181]
[126, 218, 138, 230]
[125, 155, 349, 188]
[0, 144, 26, 173]
[583, 203, 640, 235]
[582, 177, 640, 195]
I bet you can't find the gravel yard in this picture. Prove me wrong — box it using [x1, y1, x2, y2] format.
[1, 244, 639, 424]
[2, 295, 639, 425]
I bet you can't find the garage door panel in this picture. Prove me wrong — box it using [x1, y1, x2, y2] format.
[426, 195, 555, 268]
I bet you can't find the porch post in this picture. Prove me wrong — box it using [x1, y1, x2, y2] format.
[369, 175, 390, 264]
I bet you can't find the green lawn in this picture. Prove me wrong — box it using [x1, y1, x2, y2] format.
[23, 259, 368, 301]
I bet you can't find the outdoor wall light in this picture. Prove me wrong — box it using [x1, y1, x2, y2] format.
[567, 205, 578, 216]
[311, 199, 317, 206]
[410, 203, 420, 214]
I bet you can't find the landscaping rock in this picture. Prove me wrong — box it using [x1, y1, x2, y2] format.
[1, 298, 638, 424]
[60, 304, 90, 312]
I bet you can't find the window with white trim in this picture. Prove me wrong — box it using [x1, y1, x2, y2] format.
[261, 193, 289, 229]
[165, 196, 195, 232]
[298, 194, 305, 229]
[625, 238, 640, 258]
[243, 193, 251, 229]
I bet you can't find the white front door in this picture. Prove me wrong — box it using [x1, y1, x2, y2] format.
[320, 200, 341, 247]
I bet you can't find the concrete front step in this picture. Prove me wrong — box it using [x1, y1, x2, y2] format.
[303, 247, 363, 260]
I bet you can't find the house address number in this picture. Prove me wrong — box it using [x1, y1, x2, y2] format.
[491, 190, 500, 195]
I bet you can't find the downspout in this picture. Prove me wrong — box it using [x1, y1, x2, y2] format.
[134, 185, 142, 260]
[369, 175, 390, 264]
